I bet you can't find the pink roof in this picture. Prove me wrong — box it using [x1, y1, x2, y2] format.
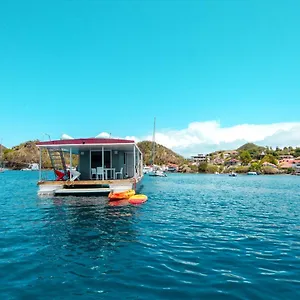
[280, 162, 293, 168]
[37, 138, 135, 146]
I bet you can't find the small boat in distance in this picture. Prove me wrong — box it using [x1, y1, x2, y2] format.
[21, 163, 39, 171]
[143, 166, 152, 174]
[149, 169, 167, 177]
[247, 171, 258, 175]
[229, 172, 237, 177]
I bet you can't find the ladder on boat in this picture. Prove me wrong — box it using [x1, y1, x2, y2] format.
[48, 148, 68, 180]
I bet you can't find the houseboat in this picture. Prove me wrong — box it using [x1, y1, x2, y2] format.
[37, 137, 143, 196]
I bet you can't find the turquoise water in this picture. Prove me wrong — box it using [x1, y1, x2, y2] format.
[1, 171, 299, 299]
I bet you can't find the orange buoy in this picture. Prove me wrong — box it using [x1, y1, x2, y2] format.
[108, 189, 135, 201]
[128, 194, 148, 205]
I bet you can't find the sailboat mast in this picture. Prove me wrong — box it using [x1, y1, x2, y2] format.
[152, 117, 156, 166]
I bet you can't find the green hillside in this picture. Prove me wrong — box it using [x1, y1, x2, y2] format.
[237, 143, 263, 151]
[137, 141, 186, 165]
[3, 141, 78, 169]
[3, 141, 48, 169]
[3, 140, 185, 169]
[237, 143, 266, 159]
[0, 144, 7, 151]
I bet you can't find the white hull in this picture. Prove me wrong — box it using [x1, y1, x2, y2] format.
[38, 177, 143, 196]
[38, 184, 64, 196]
[149, 170, 167, 177]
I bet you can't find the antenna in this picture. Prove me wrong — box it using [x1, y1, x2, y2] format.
[44, 133, 51, 141]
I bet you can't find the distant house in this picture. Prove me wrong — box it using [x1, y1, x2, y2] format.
[292, 160, 300, 174]
[191, 154, 209, 165]
[279, 159, 300, 172]
[279, 155, 294, 159]
[213, 158, 224, 165]
[262, 162, 277, 169]
[279, 161, 293, 169]
[167, 163, 178, 172]
[225, 159, 241, 166]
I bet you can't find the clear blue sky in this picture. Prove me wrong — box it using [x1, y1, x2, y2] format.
[1, 0, 300, 148]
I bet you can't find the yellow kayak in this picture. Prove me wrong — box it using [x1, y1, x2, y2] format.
[128, 194, 148, 204]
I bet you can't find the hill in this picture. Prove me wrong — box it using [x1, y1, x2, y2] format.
[236, 143, 266, 159]
[137, 141, 186, 165]
[4, 141, 80, 170]
[3, 140, 184, 169]
[3, 140, 48, 169]
[237, 143, 263, 151]
[0, 144, 7, 150]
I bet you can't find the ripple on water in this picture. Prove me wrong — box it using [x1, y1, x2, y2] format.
[0, 172, 300, 299]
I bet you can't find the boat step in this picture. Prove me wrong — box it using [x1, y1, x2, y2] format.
[54, 188, 111, 195]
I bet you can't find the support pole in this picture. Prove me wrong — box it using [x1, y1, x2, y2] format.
[39, 148, 42, 181]
[102, 146, 105, 179]
[133, 145, 136, 178]
[70, 148, 72, 179]
[102, 146, 104, 167]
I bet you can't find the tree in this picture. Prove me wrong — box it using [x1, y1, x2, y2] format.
[261, 154, 278, 165]
[250, 162, 261, 172]
[294, 148, 300, 158]
[198, 162, 207, 173]
[206, 164, 218, 173]
[240, 150, 252, 165]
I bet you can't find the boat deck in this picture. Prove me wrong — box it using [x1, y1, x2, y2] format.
[54, 187, 111, 195]
[38, 178, 136, 186]
[37, 178, 139, 196]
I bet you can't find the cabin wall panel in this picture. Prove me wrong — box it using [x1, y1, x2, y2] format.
[111, 151, 124, 172]
[79, 150, 90, 180]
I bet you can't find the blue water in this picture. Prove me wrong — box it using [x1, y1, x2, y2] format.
[1, 171, 299, 299]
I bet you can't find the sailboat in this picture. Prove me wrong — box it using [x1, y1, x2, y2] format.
[149, 118, 167, 177]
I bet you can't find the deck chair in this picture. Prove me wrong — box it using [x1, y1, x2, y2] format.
[115, 167, 123, 179]
[96, 167, 105, 180]
[55, 170, 65, 181]
[91, 168, 97, 179]
[70, 169, 81, 181]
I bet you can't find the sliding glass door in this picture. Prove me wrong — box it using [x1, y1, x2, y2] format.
[90, 150, 111, 168]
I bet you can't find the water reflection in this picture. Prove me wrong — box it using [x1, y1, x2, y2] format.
[38, 196, 138, 260]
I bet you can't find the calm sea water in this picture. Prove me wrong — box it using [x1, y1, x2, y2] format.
[0, 171, 299, 299]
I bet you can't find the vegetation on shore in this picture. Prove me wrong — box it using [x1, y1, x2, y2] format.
[137, 141, 186, 165]
[1, 140, 299, 174]
[1, 141, 77, 170]
[198, 143, 300, 175]
[1, 140, 186, 170]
